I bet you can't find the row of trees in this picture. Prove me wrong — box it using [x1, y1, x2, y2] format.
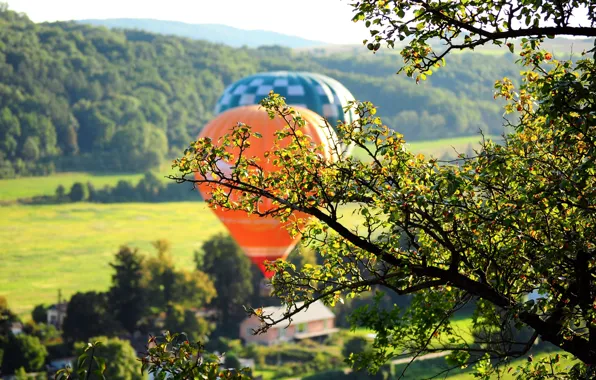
[47, 172, 198, 204]
[0, 3, 531, 178]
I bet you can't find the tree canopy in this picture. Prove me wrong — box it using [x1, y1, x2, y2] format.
[0, 334, 47, 374]
[108, 246, 147, 334]
[172, 1, 596, 378]
[353, 0, 596, 77]
[72, 337, 143, 380]
[62, 291, 120, 345]
[197, 234, 254, 338]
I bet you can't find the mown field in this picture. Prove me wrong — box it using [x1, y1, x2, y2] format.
[0, 202, 227, 315]
[350, 135, 499, 162]
[445, 350, 578, 380]
[0, 172, 146, 201]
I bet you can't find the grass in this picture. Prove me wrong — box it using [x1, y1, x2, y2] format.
[391, 349, 577, 379]
[407, 135, 500, 157]
[348, 327, 377, 339]
[252, 369, 277, 380]
[0, 202, 364, 317]
[445, 350, 579, 380]
[0, 172, 146, 201]
[0, 202, 227, 316]
[349, 134, 501, 162]
[0, 162, 182, 202]
[442, 317, 475, 346]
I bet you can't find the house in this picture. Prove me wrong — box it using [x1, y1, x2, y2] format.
[47, 302, 68, 328]
[239, 300, 338, 345]
[237, 358, 255, 370]
[10, 322, 23, 335]
[48, 357, 76, 371]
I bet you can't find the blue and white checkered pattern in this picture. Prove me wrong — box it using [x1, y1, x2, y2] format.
[214, 72, 357, 127]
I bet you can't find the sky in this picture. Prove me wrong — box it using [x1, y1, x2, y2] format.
[5, 0, 370, 44]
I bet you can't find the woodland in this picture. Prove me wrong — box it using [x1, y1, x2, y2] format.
[0, 4, 525, 178]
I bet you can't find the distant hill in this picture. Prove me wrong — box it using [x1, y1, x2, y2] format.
[78, 18, 328, 48]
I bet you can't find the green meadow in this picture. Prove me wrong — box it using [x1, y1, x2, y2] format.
[0, 172, 146, 201]
[0, 202, 227, 315]
[407, 135, 499, 156]
[349, 135, 500, 162]
[388, 349, 575, 379]
[445, 350, 578, 380]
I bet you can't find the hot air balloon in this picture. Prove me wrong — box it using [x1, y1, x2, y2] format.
[214, 71, 357, 154]
[196, 105, 334, 278]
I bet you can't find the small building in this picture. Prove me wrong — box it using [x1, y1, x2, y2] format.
[48, 357, 75, 371]
[10, 322, 23, 335]
[47, 302, 68, 328]
[239, 300, 338, 345]
[237, 358, 255, 370]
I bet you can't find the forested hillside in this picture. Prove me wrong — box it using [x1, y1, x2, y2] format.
[0, 5, 531, 178]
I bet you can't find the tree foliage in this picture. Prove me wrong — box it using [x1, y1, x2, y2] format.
[172, 20, 596, 380]
[197, 234, 254, 338]
[0, 296, 18, 337]
[59, 241, 216, 349]
[352, 0, 596, 78]
[164, 305, 212, 343]
[31, 304, 47, 325]
[71, 337, 143, 380]
[140, 332, 251, 380]
[142, 240, 216, 312]
[62, 291, 120, 345]
[69, 182, 88, 202]
[342, 336, 371, 361]
[57, 333, 249, 380]
[0, 333, 47, 374]
[109, 246, 147, 334]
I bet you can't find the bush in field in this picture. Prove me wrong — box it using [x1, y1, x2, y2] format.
[68, 182, 87, 202]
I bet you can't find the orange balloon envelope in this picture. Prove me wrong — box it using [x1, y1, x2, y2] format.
[196, 105, 333, 278]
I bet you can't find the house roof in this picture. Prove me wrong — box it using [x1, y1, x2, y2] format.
[258, 300, 335, 326]
[48, 303, 68, 312]
[295, 328, 340, 340]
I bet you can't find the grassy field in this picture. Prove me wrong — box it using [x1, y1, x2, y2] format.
[0, 202, 228, 315]
[0, 172, 146, 201]
[349, 134, 500, 162]
[445, 350, 579, 380]
[0, 202, 363, 316]
[407, 135, 499, 156]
